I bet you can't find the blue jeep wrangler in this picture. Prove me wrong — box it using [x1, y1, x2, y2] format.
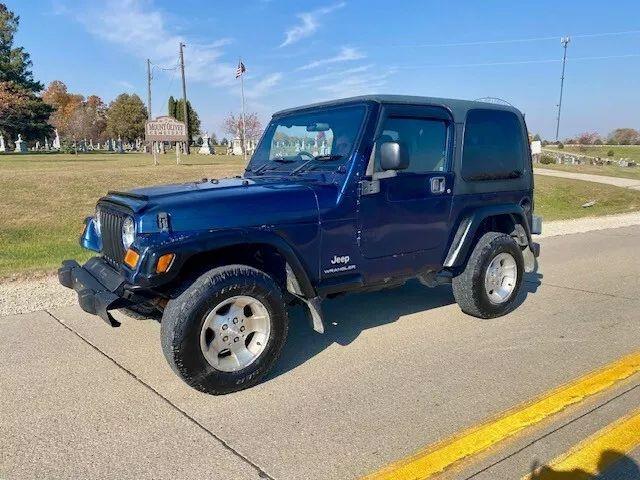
[59, 95, 541, 394]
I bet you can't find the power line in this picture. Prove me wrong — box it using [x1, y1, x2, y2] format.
[385, 29, 640, 48]
[391, 53, 640, 70]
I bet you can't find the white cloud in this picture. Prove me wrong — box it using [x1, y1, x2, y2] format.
[115, 80, 135, 91]
[297, 47, 365, 70]
[62, 0, 283, 104]
[245, 73, 283, 99]
[280, 2, 346, 47]
[314, 66, 396, 98]
[71, 0, 236, 87]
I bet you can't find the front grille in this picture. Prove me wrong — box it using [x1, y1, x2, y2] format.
[99, 208, 126, 266]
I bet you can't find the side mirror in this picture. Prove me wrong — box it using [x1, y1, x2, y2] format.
[380, 142, 409, 171]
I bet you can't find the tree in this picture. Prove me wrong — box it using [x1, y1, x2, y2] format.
[43, 81, 107, 141]
[167, 96, 200, 140]
[210, 132, 218, 145]
[0, 3, 52, 142]
[0, 4, 41, 92]
[222, 112, 263, 152]
[0, 80, 53, 142]
[607, 128, 639, 146]
[576, 131, 600, 145]
[106, 93, 147, 141]
[532, 133, 541, 142]
[221, 137, 228, 146]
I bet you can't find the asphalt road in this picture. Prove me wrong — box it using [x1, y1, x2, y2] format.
[1, 225, 639, 479]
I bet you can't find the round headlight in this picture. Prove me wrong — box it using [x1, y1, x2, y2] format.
[122, 216, 136, 250]
[94, 208, 101, 235]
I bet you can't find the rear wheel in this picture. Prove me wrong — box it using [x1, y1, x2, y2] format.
[452, 232, 524, 318]
[160, 264, 288, 395]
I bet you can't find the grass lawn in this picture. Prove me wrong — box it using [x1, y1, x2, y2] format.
[534, 175, 640, 221]
[2, 153, 640, 279]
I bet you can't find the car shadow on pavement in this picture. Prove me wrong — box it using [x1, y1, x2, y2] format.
[269, 272, 542, 380]
[529, 449, 640, 479]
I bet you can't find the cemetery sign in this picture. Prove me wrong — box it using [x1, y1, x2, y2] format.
[145, 116, 188, 142]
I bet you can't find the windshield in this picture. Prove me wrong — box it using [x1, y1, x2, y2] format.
[248, 105, 366, 175]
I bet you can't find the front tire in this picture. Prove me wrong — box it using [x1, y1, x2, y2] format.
[161, 265, 289, 395]
[452, 232, 524, 319]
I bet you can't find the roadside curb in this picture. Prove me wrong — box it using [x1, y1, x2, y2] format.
[540, 211, 640, 238]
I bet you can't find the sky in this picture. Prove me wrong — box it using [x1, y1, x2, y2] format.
[8, 0, 640, 140]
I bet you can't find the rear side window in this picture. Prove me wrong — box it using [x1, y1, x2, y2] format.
[462, 109, 524, 181]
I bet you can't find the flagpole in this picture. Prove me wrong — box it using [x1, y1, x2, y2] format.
[239, 57, 247, 163]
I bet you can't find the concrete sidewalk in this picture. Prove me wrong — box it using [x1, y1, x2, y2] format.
[535, 167, 640, 190]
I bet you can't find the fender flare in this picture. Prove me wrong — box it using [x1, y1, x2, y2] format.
[443, 204, 533, 269]
[139, 229, 317, 298]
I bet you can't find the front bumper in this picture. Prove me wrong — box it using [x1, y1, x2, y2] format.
[58, 257, 138, 327]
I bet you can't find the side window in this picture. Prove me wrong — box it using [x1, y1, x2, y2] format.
[462, 109, 524, 181]
[374, 117, 448, 173]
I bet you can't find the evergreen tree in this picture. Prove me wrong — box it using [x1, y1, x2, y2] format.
[167, 96, 176, 118]
[167, 97, 201, 140]
[0, 3, 53, 142]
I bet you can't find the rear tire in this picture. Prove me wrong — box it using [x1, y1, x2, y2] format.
[161, 264, 288, 395]
[452, 232, 524, 319]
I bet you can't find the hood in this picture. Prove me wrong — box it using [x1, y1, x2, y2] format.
[101, 176, 324, 233]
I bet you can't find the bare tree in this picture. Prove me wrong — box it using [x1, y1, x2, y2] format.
[222, 112, 263, 152]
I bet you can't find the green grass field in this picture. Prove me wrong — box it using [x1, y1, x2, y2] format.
[2, 152, 640, 279]
[541, 145, 640, 180]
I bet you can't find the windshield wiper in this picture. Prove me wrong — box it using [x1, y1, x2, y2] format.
[290, 154, 344, 175]
[253, 157, 295, 175]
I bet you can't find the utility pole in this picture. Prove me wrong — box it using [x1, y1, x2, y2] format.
[146, 59, 152, 119]
[179, 42, 190, 154]
[555, 36, 570, 142]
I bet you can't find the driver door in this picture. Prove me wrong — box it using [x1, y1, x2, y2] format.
[358, 105, 454, 260]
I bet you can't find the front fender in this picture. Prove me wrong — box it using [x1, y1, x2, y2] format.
[443, 204, 533, 268]
[130, 228, 317, 298]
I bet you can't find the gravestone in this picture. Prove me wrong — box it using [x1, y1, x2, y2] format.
[52, 129, 61, 150]
[14, 134, 28, 153]
[44, 137, 50, 151]
[198, 132, 213, 155]
[0, 134, 5, 152]
[106, 138, 114, 151]
[231, 136, 243, 155]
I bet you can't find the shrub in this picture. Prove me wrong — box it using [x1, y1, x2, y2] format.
[607, 149, 615, 157]
[557, 142, 564, 149]
[540, 155, 556, 165]
[593, 138, 602, 145]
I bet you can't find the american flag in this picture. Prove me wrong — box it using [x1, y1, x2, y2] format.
[236, 61, 246, 78]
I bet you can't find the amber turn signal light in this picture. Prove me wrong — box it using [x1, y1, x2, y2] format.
[123, 249, 140, 268]
[155, 253, 175, 274]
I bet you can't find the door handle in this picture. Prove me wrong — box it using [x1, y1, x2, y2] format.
[430, 176, 446, 194]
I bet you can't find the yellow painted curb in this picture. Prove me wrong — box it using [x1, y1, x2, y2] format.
[362, 351, 640, 480]
[525, 408, 640, 479]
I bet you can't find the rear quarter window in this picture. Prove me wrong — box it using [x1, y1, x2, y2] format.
[461, 109, 525, 181]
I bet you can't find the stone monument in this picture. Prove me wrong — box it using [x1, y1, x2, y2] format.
[52, 129, 61, 150]
[0, 134, 5, 152]
[198, 132, 213, 155]
[14, 134, 27, 153]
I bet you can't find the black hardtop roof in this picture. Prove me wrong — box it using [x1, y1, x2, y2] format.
[273, 94, 523, 123]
